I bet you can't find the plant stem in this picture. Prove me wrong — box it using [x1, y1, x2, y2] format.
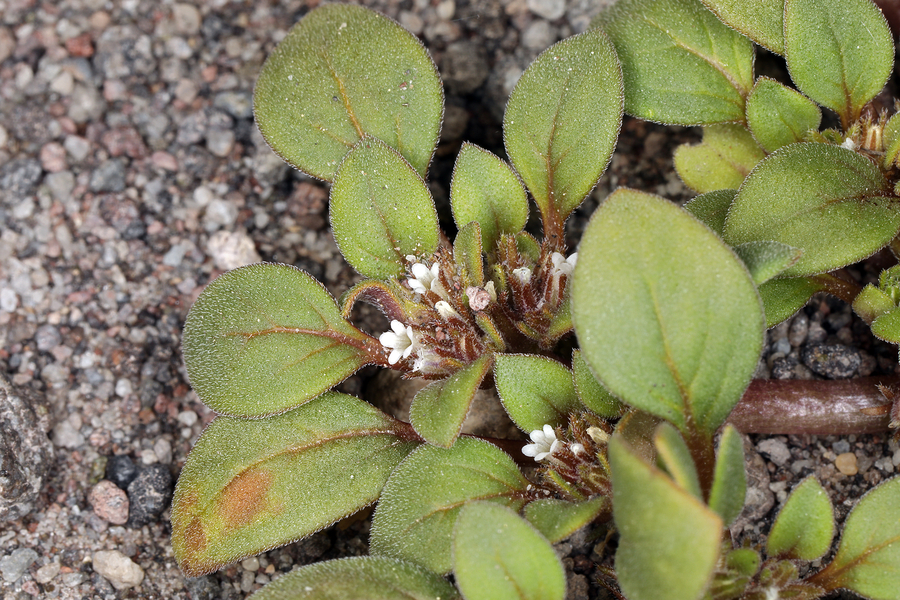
[727, 376, 897, 435]
[811, 272, 863, 304]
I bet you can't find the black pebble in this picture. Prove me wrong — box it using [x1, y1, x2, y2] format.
[801, 343, 861, 379]
[127, 464, 173, 527]
[105, 454, 137, 490]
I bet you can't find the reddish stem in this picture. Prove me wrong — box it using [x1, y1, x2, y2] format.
[727, 375, 897, 435]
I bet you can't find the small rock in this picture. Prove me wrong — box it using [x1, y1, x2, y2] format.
[172, 3, 202, 35]
[801, 343, 861, 379]
[184, 575, 221, 600]
[0, 158, 43, 197]
[206, 230, 262, 270]
[34, 561, 60, 584]
[91, 550, 144, 590]
[527, 0, 566, 20]
[153, 438, 172, 464]
[89, 159, 127, 193]
[127, 463, 173, 527]
[89, 480, 130, 525]
[835, 452, 859, 476]
[0, 289, 18, 312]
[832, 439, 851, 455]
[0, 376, 54, 522]
[441, 41, 489, 95]
[52, 418, 85, 449]
[206, 127, 235, 157]
[204, 198, 239, 230]
[39, 142, 67, 173]
[63, 135, 91, 162]
[214, 90, 253, 119]
[45, 170, 75, 202]
[522, 20, 555, 50]
[35, 324, 62, 352]
[176, 110, 208, 146]
[757, 438, 791, 467]
[0, 548, 39, 583]
[105, 454, 138, 490]
[787, 313, 808, 347]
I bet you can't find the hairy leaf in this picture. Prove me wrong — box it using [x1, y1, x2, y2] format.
[524, 497, 608, 543]
[683, 189, 736, 236]
[503, 28, 623, 227]
[494, 354, 580, 432]
[871, 307, 900, 344]
[699, 0, 785, 54]
[767, 476, 834, 560]
[453, 502, 565, 600]
[454, 221, 485, 288]
[757, 276, 826, 328]
[254, 4, 442, 181]
[708, 424, 746, 526]
[330, 136, 440, 279]
[370, 437, 529, 574]
[182, 263, 372, 417]
[596, 0, 753, 125]
[572, 189, 764, 435]
[745, 77, 821, 153]
[674, 124, 765, 193]
[653, 423, 702, 499]
[572, 349, 624, 418]
[247, 556, 460, 600]
[451, 144, 529, 255]
[171, 393, 418, 576]
[723, 143, 899, 277]
[784, 0, 893, 125]
[733, 240, 803, 285]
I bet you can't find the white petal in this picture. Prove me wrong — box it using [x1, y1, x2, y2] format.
[530, 429, 547, 444]
[388, 348, 402, 365]
[571, 443, 585, 455]
[534, 451, 550, 461]
[566, 253, 577, 267]
[391, 320, 406, 335]
[379, 331, 398, 347]
[522, 444, 540, 457]
[542, 424, 556, 440]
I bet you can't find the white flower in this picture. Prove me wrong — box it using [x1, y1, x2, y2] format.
[512, 266, 532, 284]
[522, 424, 561, 461]
[412, 348, 441, 374]
[551, 252, 577, 276]
[379, 320, 416, 365]
[434, 300, 460, 320]
[841, 137, 857, 151]
[571, 443, 585, 455]
[408, 262, 446, 297]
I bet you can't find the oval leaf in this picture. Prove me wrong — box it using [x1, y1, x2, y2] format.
[572, 189, 764, 434]
[494, 354, 580, 432]
[871, 306, 900, 344]
[757, 276, 826, 328]
[247, 556, 461, 600]
[784, 0, 893, 125]
[503, 28, 623, 228]
[610, 437, 723, 600]
[767, 475, 834, 561]
[409, 355, 493, 448]
[733, 240, 803, 285]
[330, 136, 440, 279]
[451, 143, 529, 255]
[745, 77, 821, 153]
[596, 0, 754, 125]
[183, 263, 373, 417]
[654, 423, 702, 500]
[573, 349, 624, 419]
[699, 0, 786, 54]
[454, 221, 485, 288]
[524, 497, 608, 543]
[813, 476, 900, 599]
[370, 437, 529, 574]
[723, 143, 899, 278]
[708, 424, 746, 526]
[674, 124, 765, 194]
[171, 392, 419, 576]
[683, 188, 737, 236]
[254, 4, 443, 181]
[453, 502, 566, 600]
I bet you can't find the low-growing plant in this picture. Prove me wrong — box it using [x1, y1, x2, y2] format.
[171, 2, 900, 599]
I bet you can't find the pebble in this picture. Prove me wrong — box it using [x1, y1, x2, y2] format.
[835, 452, 859, 476]
[45, 170, 75, 202]
[34, 561, 60, 584]
[214, 90, 254, 119]
[91, 550, 144, 590]
[88, 480, 130, 525]
[832, 439, 851, 455]
[172, 3, 202, 36]
[40, 142, 68, 172]
[89, 158, 127, 193]
[177, 410, 198, 427]
[441, 41, 489, 95]
[52, 417, 85, 449]
[204, 198, 239, 229]
[206, 230, 262, 270]
[63, 135, 91, 161]
[153, 438, 173, 465]
[0, 547, 38, 582]
[127, 464, 173, 527]
[35, 324, 62, 352]
[522, 20, 555, 50]
[0, 158, 43, 197]
[757, 438, 790, 467]
[105, 454, 138, 490]
[0, 288, 19, 312]
[528, 0, 566, 20]
[787, 313, 808, 346]
[801, 343, 861, 379]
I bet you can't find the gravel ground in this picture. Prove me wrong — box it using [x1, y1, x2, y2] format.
[1, 0, 898, 599]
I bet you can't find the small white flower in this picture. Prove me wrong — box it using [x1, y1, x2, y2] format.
[571, 443, 585, 455]
[551, 252, 578, 276]
[841, 137, 857, 151]
[522, 424, 561, 461]
[408, 262, 446, 297]
[513, 266, 532, 284]
[434, 300, 460, 320]
[411, 348, 441, 374]
[379, 320, 416, 365]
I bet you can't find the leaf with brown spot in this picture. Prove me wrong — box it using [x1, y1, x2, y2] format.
[171, 392, 419, 576]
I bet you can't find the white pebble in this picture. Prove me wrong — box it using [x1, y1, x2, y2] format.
[177, 410, 198, 427]
[0, 288, 18, 312]
[115, 378, 133, 398]
[91, 550, 144, 590]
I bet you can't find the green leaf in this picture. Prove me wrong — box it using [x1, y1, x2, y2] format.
[503, 28, 623, 228]
[708, 424, 746, 526]
[767, 476, 834, 561]
[171, 393, 418, 576]
[182, 263, 372, 417]
[699, 0, 785, 54]
[852, 283, 895, 324]
[247, 556, 461, 600]
[453, 502, 566, 600]
[723, 143, 899, 278]
[254, 4, 443, 181]
[572, 189, 764, 434]
[674, 124, 765, 193]
[409, 355, 493, 448]
[330, 136, 440, 279]
[609, 437, 723, 600]
[784, 0, 893, 126]
[745, 78, 821, 153]
[572, 349, 624, 419]
[683, 189, 737, 236]
[596, 0, 753, 125]
[454, 221, 485, 288]
[872, 307, 900, 344]
[733, 240, 803, 285]
[814, 476, 900, 599]
[450, 143, 529, 255]
[653, 423, 702, 499]
[494, 354, 581, 432]
[370, 437, 530, 574]
[757, 276, 826, 328]
[524, 497, 608, 543]
[883, 113, 900, 169]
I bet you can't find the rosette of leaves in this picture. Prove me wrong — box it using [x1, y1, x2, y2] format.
[172, 4, 625, 596]
[594, 0, 900, 330]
